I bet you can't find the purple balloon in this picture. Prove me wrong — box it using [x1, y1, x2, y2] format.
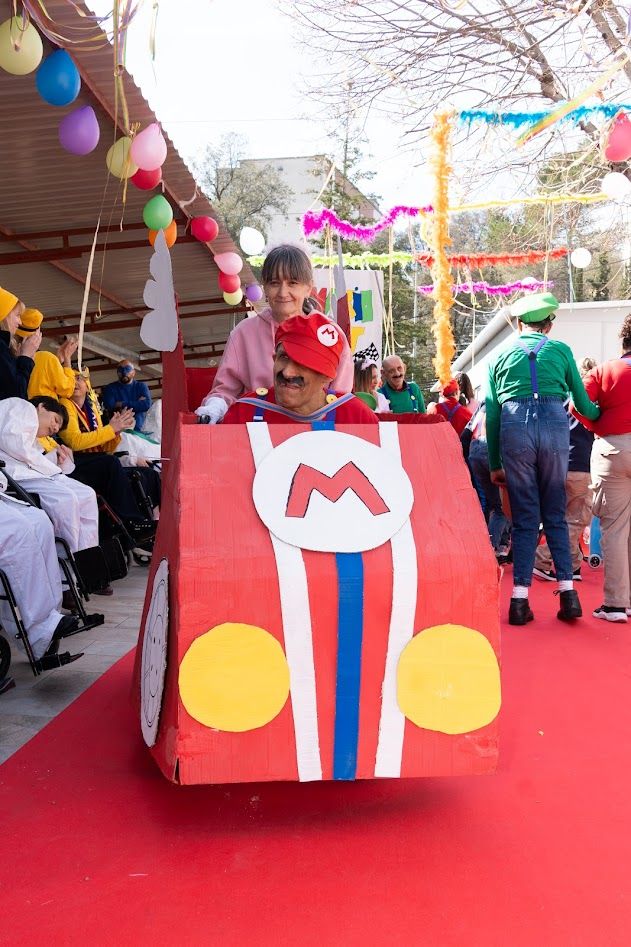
[245, 284, 263, 302]
[58, 106, 100, 156]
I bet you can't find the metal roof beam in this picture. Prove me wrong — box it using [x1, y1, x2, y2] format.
[0, 235, 197, 266]
[41, 306, 246, 337]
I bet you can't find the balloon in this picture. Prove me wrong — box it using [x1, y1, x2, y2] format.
[0, 15, 43, 75]
[143, 194, 173, 231]
[36, 49, 80, 106]
[131, 123, 167, 171]
[218, 271, 241, 294]
[239, 226, 265, 256]
[570, 248, 592, 269]
[223, 289, 244, 306]
[603, 112, 631, 163]
[214, 252, 243, 276]
[245, 284, 264, 302]
[148, 220, 177, 248]
[601, 171, 631, 201]
[131, 167, 162, 190]
[58, 106, 100, 156]
[106, 137, 137, 179]
[191, 216, 219, 242]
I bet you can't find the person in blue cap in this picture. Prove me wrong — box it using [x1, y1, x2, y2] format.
[102, 360, 152, 432]
[486, 292, 600, 626]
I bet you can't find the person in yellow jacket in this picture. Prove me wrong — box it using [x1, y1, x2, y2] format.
[27, 329, 79, 401]
[59, 373, 158, 550]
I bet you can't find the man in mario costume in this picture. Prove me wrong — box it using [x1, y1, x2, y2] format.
[222, 312, 378, 425]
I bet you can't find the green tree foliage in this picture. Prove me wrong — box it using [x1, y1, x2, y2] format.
[193, 133, 293, 242]
[589, 253, 612, 301]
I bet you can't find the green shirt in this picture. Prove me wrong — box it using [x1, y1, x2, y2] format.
[379, 380, 426, 414]
[485, 331, 600, 470]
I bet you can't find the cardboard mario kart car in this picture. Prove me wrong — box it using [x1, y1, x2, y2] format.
[134, 350, 501, 785]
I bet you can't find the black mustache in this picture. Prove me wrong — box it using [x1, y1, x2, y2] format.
[277, 372, 304, 387]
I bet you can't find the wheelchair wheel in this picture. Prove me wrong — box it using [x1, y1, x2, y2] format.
[589, 554, 602, 569]
[0, 634, 11, 681]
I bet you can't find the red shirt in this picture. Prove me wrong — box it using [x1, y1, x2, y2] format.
[222, 389, 379, 425]
[427, 398, 472, 435]
[573, 356, 631, 437]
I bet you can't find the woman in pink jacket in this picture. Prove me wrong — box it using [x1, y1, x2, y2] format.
[195, 244, 353, 423]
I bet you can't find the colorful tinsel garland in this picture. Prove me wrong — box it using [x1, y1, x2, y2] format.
[459, 105, 631, 128]
[418, 280, 553, 296]
[248, 248, 569, 270]
[302, 205, 432, 241]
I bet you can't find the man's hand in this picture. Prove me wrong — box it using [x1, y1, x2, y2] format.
[134, 457, 149, 468]
[20, 328, 42, 359]
[110, 408, 135, 433]
[490, 468, 506, 485]
[195, 396, 228, 425]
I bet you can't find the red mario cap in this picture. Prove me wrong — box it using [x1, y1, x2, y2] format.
[275, 312, 344, 378]
[441, 378, 460, 397]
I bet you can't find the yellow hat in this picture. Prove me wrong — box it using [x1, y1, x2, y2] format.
[16, 307, 43, 338]
[0, 287, 19, 321]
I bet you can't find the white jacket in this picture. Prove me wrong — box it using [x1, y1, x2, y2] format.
[0, 398, 64, 481]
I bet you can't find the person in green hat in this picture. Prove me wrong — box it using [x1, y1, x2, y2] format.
[486, 292, 600, 625]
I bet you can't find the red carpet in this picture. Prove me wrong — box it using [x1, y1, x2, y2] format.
[2, 568, 630, 946]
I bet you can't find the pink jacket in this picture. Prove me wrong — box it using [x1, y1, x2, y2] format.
[207, 307, 354, 407]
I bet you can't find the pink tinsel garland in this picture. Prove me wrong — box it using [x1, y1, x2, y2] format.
[417, 279, 553, 296]
[302, 205, 433, 241]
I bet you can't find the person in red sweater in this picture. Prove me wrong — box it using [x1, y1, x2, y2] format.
[572, 314, 631, 622]
[222, 312, 378, 426]
[427, 378, 472, 435]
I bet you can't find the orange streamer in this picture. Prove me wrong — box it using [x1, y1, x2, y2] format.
[428, 110, 456, 386]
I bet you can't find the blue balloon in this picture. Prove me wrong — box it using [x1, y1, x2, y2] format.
[36, 50, 81, 107]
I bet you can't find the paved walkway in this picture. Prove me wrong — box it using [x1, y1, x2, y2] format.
[0, 563, 148, 764]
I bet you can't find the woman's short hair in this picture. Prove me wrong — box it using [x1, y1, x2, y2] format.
[578, 356, 597, 377]
[261, 244, 313, 287]
[30, 395, 68, 428]
[620, 313, 631, 351]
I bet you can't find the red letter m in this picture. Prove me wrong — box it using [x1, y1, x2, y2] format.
[285, 462, 390, 519]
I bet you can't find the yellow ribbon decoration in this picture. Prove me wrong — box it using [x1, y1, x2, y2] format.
[428, 110, 456, 387]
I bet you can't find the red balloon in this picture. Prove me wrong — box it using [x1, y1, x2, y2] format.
[191, 216, 219, 242]
[218, 271, 241, 293]
[131, 167, 162, 190]
[604, 112, 631, 163]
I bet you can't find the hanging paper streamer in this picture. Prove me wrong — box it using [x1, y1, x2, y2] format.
[450, 193, 607, 213]
[428, 110, 456, 387]
[516, 56, 630, 147]
[417, 280, 553, 296]
[302, 205, 432, 241]
[459, 104, 631, 128]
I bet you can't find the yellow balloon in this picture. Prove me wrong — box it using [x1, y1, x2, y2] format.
[0, 16, 43, 76]
[223, 288, 244, 306]
[106, 137, 138, 180]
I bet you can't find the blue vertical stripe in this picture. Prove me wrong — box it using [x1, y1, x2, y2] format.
[333, 552, 364, 780]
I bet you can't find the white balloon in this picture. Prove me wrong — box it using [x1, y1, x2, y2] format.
[520, 276, 537, 286]
[601, 171, 631, 201]
[239, 226, 266, 256]
[570, 248, 592, 269]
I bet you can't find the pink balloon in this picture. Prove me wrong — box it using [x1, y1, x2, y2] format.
[58, 105, 100, 155]
[214, 252, 243, 276]
[604, 112, 631, 163]
[130, 123, 167, 171]
[245, 284, 263, 302]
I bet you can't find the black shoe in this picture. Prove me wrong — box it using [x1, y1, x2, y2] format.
[533, 567, 556, 581]
[509, 598, 534, 625]
[573, 568, 582, 582]
[125, 519, 156, 543]
[52, 614, 80, 641]
[35, 650, 83, 672]
[556, 589, 582, 621]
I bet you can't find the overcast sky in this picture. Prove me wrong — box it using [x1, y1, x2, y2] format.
[91, 0, 433, 211]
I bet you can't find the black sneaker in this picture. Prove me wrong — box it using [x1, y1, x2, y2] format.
[533, 567, 556, 581]
[556, 589, 582, 621]
[593, 604, 628, 623]
[509, 598, 534, 625]
[573, 568, 582, 582]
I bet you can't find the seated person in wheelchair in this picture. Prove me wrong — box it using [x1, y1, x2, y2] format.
[59, 374, 160, 545]
[0, 474, 81, 669]
[0, 395, 99, 555]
